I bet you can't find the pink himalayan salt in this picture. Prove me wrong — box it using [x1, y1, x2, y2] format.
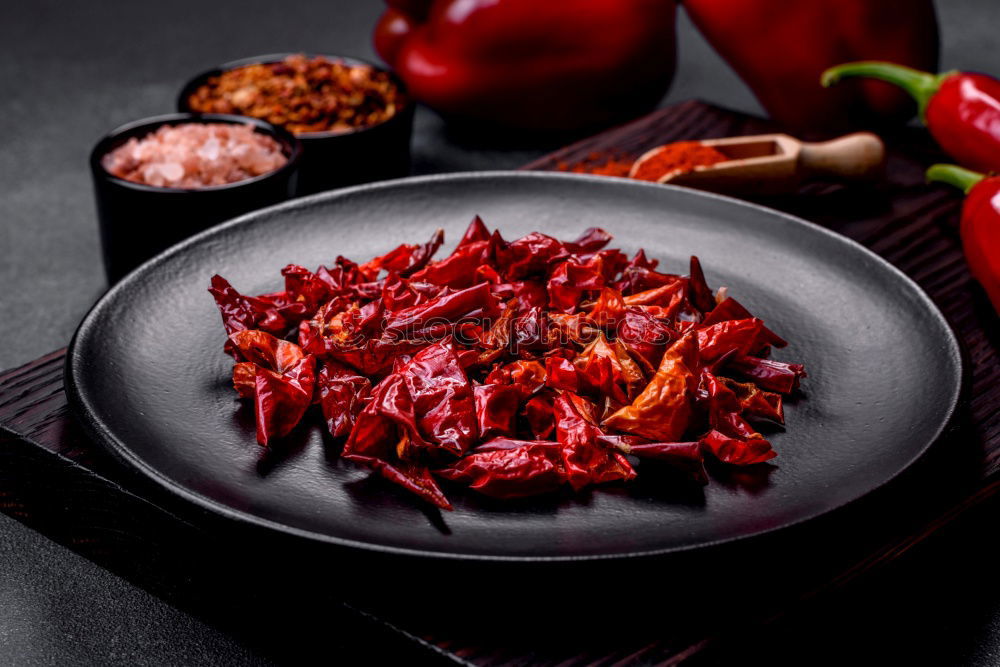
[102, 122, 288, 188]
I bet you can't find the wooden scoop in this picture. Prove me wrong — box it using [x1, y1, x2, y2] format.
[629, 132, 885, 196]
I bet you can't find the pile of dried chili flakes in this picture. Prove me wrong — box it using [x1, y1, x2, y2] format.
[187, 54, 402, 135]
[209, 217, 805, 510]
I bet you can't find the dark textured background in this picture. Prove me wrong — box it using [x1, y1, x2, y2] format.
[1, 1, 998, 664]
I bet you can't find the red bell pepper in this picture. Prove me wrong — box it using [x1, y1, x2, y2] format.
[683, 0, 938, 131]
[373, 0, 677, 131]
[823, 63, 1000, 174]
[925, 164, 1000, 314]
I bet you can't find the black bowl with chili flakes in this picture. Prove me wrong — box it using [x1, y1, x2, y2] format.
[179, 53, 414, 196]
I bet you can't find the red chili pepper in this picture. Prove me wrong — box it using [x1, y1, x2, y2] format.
[253, 355, 316, 447]
[228, 329, 305, 374]
[696, 318, 769, 366]
[358, 228, 444, 280]
[822, 62, 1000, 173]
[553, 392, 636, 491]
[317, 360, 372, 438]
[696, 368, 775, 466]
[725, 356, 806, 395]
[718, 377, 784, 425]
[547, 255, 606, 314]
[209, 275, 305, 343]
[684, 0, 938, 131]
[211, 216, 807, 509]
[434, 439, 568, 500]
[472, 383, 521, 440]
[373, 0, 678, 131]
[375, 341, 479, 459]
[602, 333, 699, 443]
[602, 437, 707, 485]
[383, 282, 500, 338]
[925, 164, 1000, 313]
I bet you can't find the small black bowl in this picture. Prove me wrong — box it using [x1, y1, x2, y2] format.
[90, 113, 302, 283]
[178, 53, 414, 196]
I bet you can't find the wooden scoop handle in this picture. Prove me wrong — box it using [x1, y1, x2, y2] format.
[798, 132, 886, 182]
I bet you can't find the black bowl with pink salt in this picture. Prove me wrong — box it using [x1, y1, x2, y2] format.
[90, 113, 301, 283]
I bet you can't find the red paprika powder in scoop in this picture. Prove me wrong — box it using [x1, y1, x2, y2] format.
[555, 142, 729, 182]
[629, 141, 729, 182]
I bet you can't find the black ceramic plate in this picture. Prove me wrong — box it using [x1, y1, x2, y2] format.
[67, 172, 963, 561]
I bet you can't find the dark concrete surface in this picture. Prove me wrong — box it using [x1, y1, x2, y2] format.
[1, 1, 997, 663]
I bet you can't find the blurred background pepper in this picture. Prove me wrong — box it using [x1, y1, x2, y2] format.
[373, 0, 677, 131]
[374, 0, 939, 134]
[823, 62, 1000, 173]
[683, 0, 939, 132]
[926, 164, 1000, 314]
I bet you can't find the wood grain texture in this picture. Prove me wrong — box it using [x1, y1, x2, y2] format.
[1, 100, 998, 665]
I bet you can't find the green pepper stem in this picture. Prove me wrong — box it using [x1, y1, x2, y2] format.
[820, 61, 953, 121]
[926, 164, 985, 194]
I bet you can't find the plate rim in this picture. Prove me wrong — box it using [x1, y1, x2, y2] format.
[65, 170, 967, 562]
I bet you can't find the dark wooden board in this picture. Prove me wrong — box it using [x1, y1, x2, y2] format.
[2, 100, 998, 665]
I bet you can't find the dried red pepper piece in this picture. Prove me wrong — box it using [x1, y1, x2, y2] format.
[282, 264, 333, 313]
[548, 311, 599, 346]
[568, 227, 613, 253]
[317, 360, 372, 438]
[616, 306, 675, 372]
[696, 318, 770, 366]
[253, 355, 316, 446]
[209, 275, 302, 342]
[603, 437, 708, 484]
[485, 359, 547, 397]
[343, 389, 454, 509]
[587, 287, 627, 328]
[229, 329, 306, 373]
[574, 334, 645, 400]
[383, 282, 499, 338]
[435, 439, 567, 500]
[232, 362, 257, 399]
[603, 333, 699, 442]
[345, 415, 453, 509]
[687, 256, 717, 314]
[554, 392, 635, 490]
[363, 342, 478, 459]
[700, 429, 775, 466]
[497, 232, 568, 280]
[727, 355, 806, 394]
[222, 330, 316, 444]
[359, 228, 445, 280]
[523, 392, 556, 439]
[410, 240, 491, 289]
[545, 355, 580, 393]
[614, 263, 680, 296]
[720, 376, 784, 424]
[473, 384, 521, 439]
[457, 215, 491, 247]
[510, 306, 551, 354]
[697, 368, 776, 465]
[547, 255, 607, 313]
[701, 297, 787, 348]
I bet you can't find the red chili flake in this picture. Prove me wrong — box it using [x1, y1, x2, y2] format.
[210, 217, 806, 509]
[187, 54, 404, 135]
